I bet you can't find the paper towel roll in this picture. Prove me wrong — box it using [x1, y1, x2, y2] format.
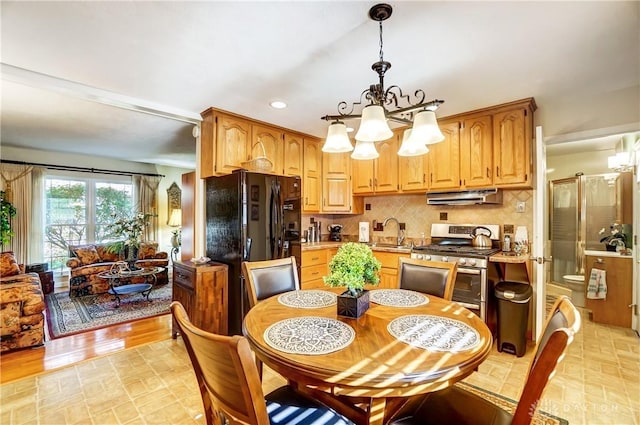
[515, 226, 528, 243]
[359, 222, 370, 243]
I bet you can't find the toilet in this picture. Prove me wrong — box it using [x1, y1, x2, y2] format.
[562, 274, 585, 307]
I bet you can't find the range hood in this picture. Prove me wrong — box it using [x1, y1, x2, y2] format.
[426, 188, 503, 205]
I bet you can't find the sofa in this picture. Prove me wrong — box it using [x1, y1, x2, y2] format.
[0, 252, 45, 352]
[67, 242, 169, 297]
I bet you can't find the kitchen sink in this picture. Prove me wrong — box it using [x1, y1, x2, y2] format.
[367, 243, 411, 250]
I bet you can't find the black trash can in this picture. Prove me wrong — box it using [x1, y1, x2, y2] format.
[494, 281, 533, 357]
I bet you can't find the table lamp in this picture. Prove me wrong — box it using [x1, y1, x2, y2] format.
[168, 209, 182, 262]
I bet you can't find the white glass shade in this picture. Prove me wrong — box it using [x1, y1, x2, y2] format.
[397, 129, 430, 157]
[354, 105, 393, 142]
[410, 110, 445, 145]
[322, 122, 353, 153]
[351, 141, 379, 160]
[168, 209, 182, 227]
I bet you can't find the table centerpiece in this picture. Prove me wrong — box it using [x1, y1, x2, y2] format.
[323, 242, 381, 318]
[106, 212, 155, 269]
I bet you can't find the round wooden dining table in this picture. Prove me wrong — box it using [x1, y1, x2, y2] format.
[243, 288, 493, 425]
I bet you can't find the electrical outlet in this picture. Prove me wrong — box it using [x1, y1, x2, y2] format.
[516, 201, 525, 213]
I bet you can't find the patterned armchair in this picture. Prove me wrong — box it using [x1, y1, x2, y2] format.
[67, 242, 169, 297]
[0, 252, 45, 352]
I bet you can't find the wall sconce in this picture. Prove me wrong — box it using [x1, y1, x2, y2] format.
[608, 133, 638, 173]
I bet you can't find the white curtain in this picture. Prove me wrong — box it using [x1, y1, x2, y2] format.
[134, 175, 162, 242]
[0, 164, 45, 264]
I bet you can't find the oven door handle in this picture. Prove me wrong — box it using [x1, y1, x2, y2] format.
[458, 267, 482, 275]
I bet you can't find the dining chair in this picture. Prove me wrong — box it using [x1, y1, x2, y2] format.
[242, 256, 300, 379]
[387, 295, 581, 425]
[242, 256, 300, 308]
[171, 301, 353, 425]
[397, 257, 457, 300]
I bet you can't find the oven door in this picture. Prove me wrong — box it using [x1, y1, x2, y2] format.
[452, 267, 486, 320]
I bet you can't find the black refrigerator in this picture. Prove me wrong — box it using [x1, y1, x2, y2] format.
[205, 170, 302, 335]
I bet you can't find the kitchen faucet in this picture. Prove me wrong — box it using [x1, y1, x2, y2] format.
[383, 217, 405, 246]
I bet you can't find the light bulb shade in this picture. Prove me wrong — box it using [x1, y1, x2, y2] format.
[351, 140, 379, 160]
[397, 129, 430, 157]
[322, 122, 353, 153]
[354, 105, 393, 142]
[168, 209, 182, 227]
[411, 110, 445, 145]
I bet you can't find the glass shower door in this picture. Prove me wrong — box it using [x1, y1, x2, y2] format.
[550, 177, 579, 283]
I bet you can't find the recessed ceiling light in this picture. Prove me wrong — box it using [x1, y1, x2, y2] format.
[270, 100, 287, 109]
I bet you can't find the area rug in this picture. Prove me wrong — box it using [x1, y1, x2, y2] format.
[45, 284, 171, 339]
[457, 381, 568, 425]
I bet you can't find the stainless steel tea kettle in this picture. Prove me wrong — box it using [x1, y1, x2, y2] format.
[470, 226, 492, 248]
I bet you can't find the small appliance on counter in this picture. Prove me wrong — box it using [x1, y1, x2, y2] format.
[328, 224, 343, 241]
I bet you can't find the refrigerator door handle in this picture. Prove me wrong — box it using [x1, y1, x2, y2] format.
[244, 238, 252, 261]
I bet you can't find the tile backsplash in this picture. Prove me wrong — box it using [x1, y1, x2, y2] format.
[303, 190, 533, 246]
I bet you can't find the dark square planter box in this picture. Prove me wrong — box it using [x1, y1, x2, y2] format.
[337, 289, 369, 318]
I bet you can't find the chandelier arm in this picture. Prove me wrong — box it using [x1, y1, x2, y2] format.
[321, 113, 364, 121]
[387, 99, 446, 116]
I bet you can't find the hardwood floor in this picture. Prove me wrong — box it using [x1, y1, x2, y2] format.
[0, 314, 173, 384]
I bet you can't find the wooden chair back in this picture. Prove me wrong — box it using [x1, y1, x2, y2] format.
[171, 301, 269, 425]
[242, 256, 300, 308]
[397, 257, 457, 300]
[512, 295, 581, 424]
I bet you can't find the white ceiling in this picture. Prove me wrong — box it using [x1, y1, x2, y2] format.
[1, 1, 638, 169]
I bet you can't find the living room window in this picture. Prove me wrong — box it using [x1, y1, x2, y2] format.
[44, 173, 134, 274]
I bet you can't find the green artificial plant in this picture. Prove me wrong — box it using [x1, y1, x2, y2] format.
[0, 191, 17, 247]
[324, 242, 382, 296]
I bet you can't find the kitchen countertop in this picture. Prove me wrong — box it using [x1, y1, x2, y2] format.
[584, 249, 633, 259]
[489, 253, 530, 263]
[301, 241, 412, 254]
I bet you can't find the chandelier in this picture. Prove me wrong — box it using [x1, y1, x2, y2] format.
[607, 133, 638, 173]
[321, 3, 445, 160]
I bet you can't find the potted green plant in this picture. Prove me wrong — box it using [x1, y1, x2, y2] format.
[0, 191, 17, 249]
[323, 242, 382, 318]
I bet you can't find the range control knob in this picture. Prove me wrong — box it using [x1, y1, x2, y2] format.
[413, 254, 423, 260]
[468, 259, 477, 266]
[458, 258, 466, 265]
[424, 255, 431, 261]
[441, 256, 448, 262]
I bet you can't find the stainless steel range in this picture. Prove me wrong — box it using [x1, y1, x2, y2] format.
[411, 223, 501, 322]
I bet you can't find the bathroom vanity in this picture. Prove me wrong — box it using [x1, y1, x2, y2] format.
[584, 250, 633, 328]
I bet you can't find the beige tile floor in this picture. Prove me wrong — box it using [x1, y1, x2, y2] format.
[1, 304, 638, 425]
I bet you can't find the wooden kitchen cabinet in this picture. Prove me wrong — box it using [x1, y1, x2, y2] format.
[400, 153, 429, 192]
[493, 99, 535, 187]
[323, 151, 363, 213]
[200, 109, 251, 178]
[585, 254, 633, 328]
[353, 135, 399, 194]
[302, 138, 322, 213]
[460, 114, 493, 188]
[301, 249, 329, 289]
[283, 133, 303, 177]
[371, 251, 410, 289]
[172, 261, 229, 337]
[251, 124, 283, 175]
[428, 120, 461, 190]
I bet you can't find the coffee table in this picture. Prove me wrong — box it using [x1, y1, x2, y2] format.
[98, 266, 164, 307]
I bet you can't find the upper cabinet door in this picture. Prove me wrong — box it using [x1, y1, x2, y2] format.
[251, 124, 284, 175]
[461, 115, 493, 188]
[352, 158, 375, 194]
[428, 120, 460, 190]
[400, 154, 429, 192]
[302, 138, 322, 212]
[283, 133, 303, 177]
[215, 113, 251, 175]
[374, 135, 399, 193]
[493, 108, 530, 186]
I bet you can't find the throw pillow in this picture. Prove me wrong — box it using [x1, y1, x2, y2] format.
[138, 242, 158, 259]
[0, 251, 21, 277]
[73, 245, 101, 266]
